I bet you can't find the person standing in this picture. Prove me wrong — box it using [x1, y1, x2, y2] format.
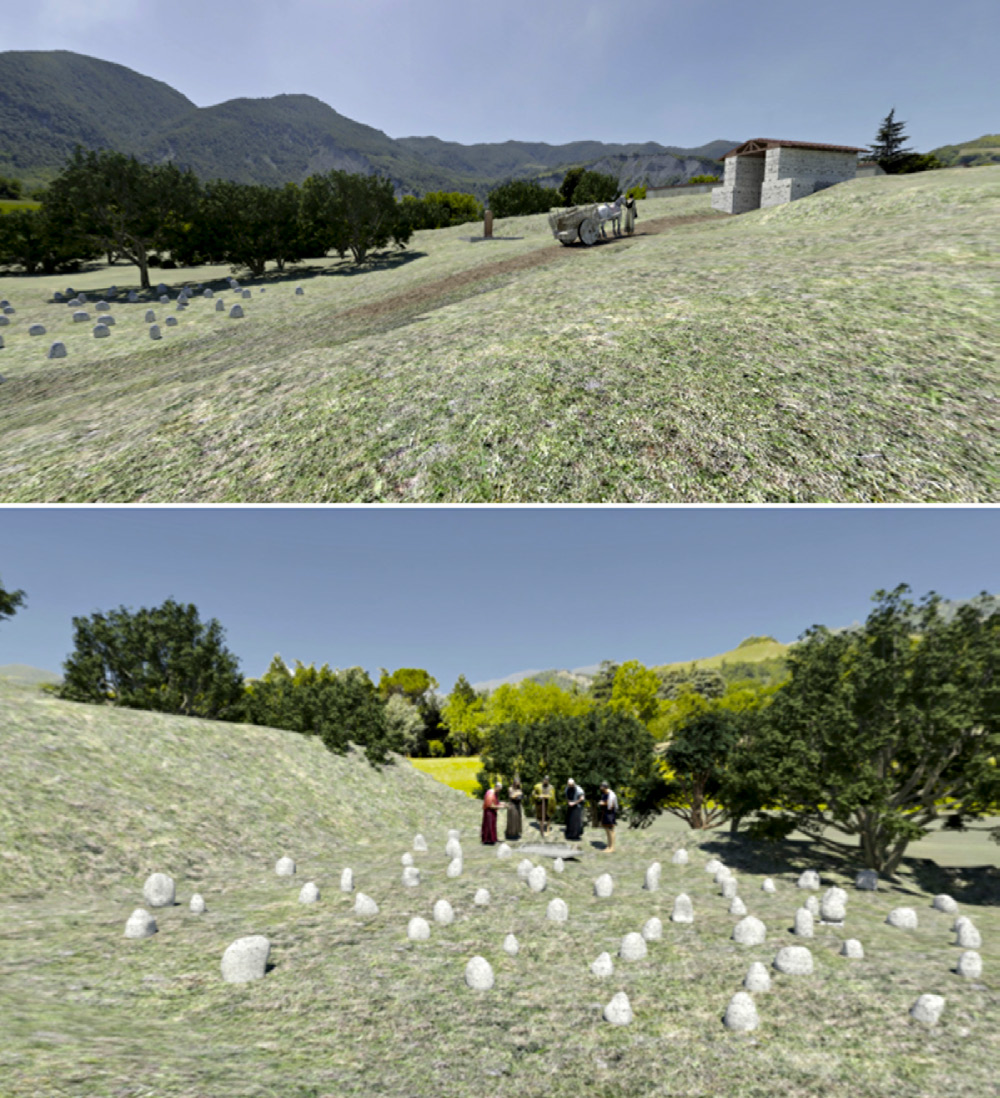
[481, 781, 502, 845]
[532, 775, 555, 840]
[565, 778, 586, 842]
[598, 781, 619, 852]
[505, 778, 523, 841]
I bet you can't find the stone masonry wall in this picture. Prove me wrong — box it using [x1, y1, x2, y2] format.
[711, 155, 766, 214]
[759, 147, 857, 208]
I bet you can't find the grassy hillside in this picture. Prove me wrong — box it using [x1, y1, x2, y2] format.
[656, 636, 790, 674]
[409, 755, 483, 796]
[930, 134, 1000, 168]
[0, 167, 997, 502]
[0, 663, 62, 685]
[0, 677, 997, 1098]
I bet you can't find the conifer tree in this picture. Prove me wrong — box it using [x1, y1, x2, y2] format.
[868, 108, 914, 171]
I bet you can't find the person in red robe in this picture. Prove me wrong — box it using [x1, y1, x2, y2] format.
[481, 782, 502, 844]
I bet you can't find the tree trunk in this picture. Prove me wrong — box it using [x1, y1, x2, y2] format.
[136, 239, 150, 290]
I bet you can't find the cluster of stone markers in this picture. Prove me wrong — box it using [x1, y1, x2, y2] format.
[0, 278, 307, 365]
[122, 832, 985, 1032]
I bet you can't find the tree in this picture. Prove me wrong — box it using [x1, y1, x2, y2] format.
[44, 147, 200, 289]
[486, 179, 563, 219]
[0, 574, 26, 624]
[589, 660, 619, 704]
[383, 693, 424, 755]
[0, 175, 24, 200]
[441, 674, 487, 755]
[301, 170, 410, 264]
[868, 108, 914, 172]
[478, 708, 656, 821]
[559, 166, 586, 206]
[58, 597, 244, 719]
[243, 656, 399, 765]
[0, 206, 98, 274]
[656, 667, 726, 700]
[484, 679, 593, 728]
[608, 660, 661, 725]
[735, 586, 1000, 875]
[569, 170, 620, 205]
[378, 667, 438, 705]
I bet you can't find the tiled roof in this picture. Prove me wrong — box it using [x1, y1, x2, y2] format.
[722, 138, 868, 158]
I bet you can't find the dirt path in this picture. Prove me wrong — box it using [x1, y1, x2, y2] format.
[333, 211, 720, 327]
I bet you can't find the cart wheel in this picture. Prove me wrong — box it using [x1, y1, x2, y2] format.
[579, 218, 599, 246]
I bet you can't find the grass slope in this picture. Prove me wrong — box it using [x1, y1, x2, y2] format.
[0, 167, 997, 502]
[409, 756, 483, 796]
[0, 679, 997, 1098]
[655, 637, 791, 674]
[0, 663, 62, 685]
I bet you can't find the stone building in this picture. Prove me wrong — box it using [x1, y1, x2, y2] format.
[711, 139, 867, 214]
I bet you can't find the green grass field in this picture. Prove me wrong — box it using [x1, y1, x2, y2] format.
[1, 679, 997, 1098]
[408, 755, 483, 796]
[0, 199, 42, 214]
[0, 166, 997, 501]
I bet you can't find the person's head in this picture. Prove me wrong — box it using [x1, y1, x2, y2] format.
[600, 781, 609, 791]
[543, 775, 550, 785]
[494, 781, 502, 791]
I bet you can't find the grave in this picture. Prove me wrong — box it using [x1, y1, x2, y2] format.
[744, 961, 771, 992]
[166, 317, 178, 327]
[553, 858, 565, 873]
[145, 310, 156, 323]
[729, 897, 747, 916]
[820, 887, 847, 923]
[446, 837, 462, 859]
[671, 848, 689, 865]
[591, 951, 613, 977]
[276, 856, 296, 876]
[473, 888, 490, 906]
[221, 935, 270, 983]
[643, 862, 661, 890]
[124, 908, 157, 939]
[149, 325, 161, 340]
[886, 907, 917, 929]
[721, 878, 738, 900]
[143, 872, 176, 907]
[619, 932, 647, 960]
[189, 894, 206, 914]
[547, 898, 568, 923]
[840, 939, 864, 959]
[401, 852, 414, 867]
[672, 893, 694, 923]
[101, 315, 116, 325]
[517, 859, 534, 881]
[955, 951, 982, 978]
[215, 299, 225, 312]
[446, 858, 463, 878]
[0, 316, 8, 326]
[723, 991, 759, 1032]
[955, 921, 981, 949]
[642, 917, 662, 941]
[797, 870, 820, 890]
[804, 895, 819, 916]
[408, 917, 431, 941]
[402, 866, 420, 887]
[354, 892, 378, 916]
[412, 834, 427, 852]
[855, 869, 879, 891]
[794, 908, 814, 938]
[527, 866, 547, 892]
[340, 868, 354, 892]
[503, 934, 519, 955]
[932, 894, 958, 915]
[128, 291, 138, 303]
[603, 992, 632, 1026]
[96, 302, 110, 312]
[229, 305, 244, 318]
[295, 287, 304, 295]
[496, 843, 512, 859]
[465, 956, 494, 990]
[705, 858, 722, 875]
[593, 873, 613, 898]
[29, 324, 45, 336]
[48, 342, 67, 359]
[733, 915, 766, 945]
[73, 311, 89, 323]
[433, 899, 454, 925]
[909, 994, 945, 1026]
[299, 881, 320, 903]
[773, 945, 813, 975]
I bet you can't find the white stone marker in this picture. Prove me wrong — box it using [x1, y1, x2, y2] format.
[402, 866, 420, 887]
[642, 917, 663, 941]
[672, 893, 694, 923]
[729, 897, 747, 917]
[299, 881, 320, 903]
[840, 939, 864, 959]
[714, 866, 732, 884]
[704, 858, 722, 875]
[401, 852, 414, 867]
[354, 892, 378, 917]
[910, 994, 945, 1026]
[407, 916, 430, 941]
[447, 829, 461, 841]
[497, 842, 512, 859]
[446, 837, 462, 859]
[546, 898, 568, 923]
[724, 991, 759, 1032]
[189, 894, 206, 914]
[528, 865, 548, 893]
[503, 933, 519, 956]
[221, 935, 270, 983]
[721, 878, 738, 900]
[805, 895, 819, 916]
[794, 908, 814, 938]
[465, 956, 494, 990]
[603, 991, 633, 1026]
[733, 915, 766, 946]
[932, 894, 958, 915]
[340, 867, 354, 892]
[644, 862, 661, 890]
[671, 848, 689, 865]
[744, 961, 771, 992]
[955, 921, 982, 949]
[143, 872, 176, 907]
[886, 907, 918, 929]
[413, 833, 428, 852]
[797, 870, 820, 890]
[820, 887, 847, 923]
[275, 856, 296, 877]
[955, 951, 982, 978]
[474, 888, 490, 906]
[446, 857, 463, 878]
[553, 858, 565, 873]
[773, 945, 814, 975]
[433, 899, 454, 925]
[124, 908, 157, 938]
[619, 932, 647, 961]
[593, 873, 613, 898]
[591, 951, 613, 977]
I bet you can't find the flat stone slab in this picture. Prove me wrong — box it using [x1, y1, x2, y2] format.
[517, 844, 581, 860]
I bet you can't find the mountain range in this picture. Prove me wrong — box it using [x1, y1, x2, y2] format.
[0, 50, 732, 196]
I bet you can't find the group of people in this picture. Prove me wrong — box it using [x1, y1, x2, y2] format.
[481, 776, 619, 852]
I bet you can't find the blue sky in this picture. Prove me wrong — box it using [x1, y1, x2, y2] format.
[1, 507, 997, 689]
[9, 0, 997, 152]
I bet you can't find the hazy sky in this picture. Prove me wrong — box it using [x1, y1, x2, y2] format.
[1, 507, 997, 689]
[8, 0, 997, 151]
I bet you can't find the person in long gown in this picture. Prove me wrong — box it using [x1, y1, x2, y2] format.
[598, 781, 619, 852]
[565, 778, 586, 842]
[532, 775, 555, 840]
[504, 778, 523, 841]
[481, 781, 502, 844]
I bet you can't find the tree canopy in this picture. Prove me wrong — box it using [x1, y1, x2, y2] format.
[0, 574, 27, 625]
[734, 585, 1000, 874]
[58, 597, 244, 719]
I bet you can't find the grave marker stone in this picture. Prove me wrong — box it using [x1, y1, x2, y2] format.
[143, 872, 176, 907]
[189, 894, 206, 914]
[465, 956, 494, 990]
[402, 866, 421, 887]
[762, 878, 776, 893]
[166, 316, 178, 327]
[855, 869, 878, 890]
[340, 867, 354, 892]
[473, 888, 490, 906]
[73, 311, 90, 322]
[733, 915, 766, 945]
[408, 916, 431, 940]
[909, 994, 944, 1026]
[671, 848, 689, 865]
[446, 857, 463, 878]
[797, 870, 820, 890]
[124, 908, 158, 939]
[354, 892, 378, 917]
[619, 932, 647, 961]
[932, 894, 958, 915]
[547, 898, 568, 922]
[644, 862, 661, 890]
[729, 897, 747, 916]
[145, 310, 156, 323]
[840, 938, 864, 959]
[672, 893, 693, 923]
[93, 324, 110, 339]
[29, 324, 45, 336]
[773, 945, 813, 975]
[886, 907, 917, 929]
[229, 304, 244, 318]
[721, 878, 738, 899]
[48, 342, 67, 359]
[591, 951, 613, 977]
[527, 865, 547, 892]
[497, 843, 512, 859]
[503, 934, 519, 955]
[553, 858, 565, 873]
[433, 899, 454, 925]
[215, 299, 225, 312]
[642, 917, 662, 941]
[413, 834, 428, 852]
[794, 908, 814, 937]
[221, 935, 270, 983]
[603, 991, 632, 1025]
[593, 873, 613, 898]
[744, 961, 771, 991]
[275, 856, 296, 876]
[299, 881, 320, 903]
[723, 991, 759, 1032]
[955, 951, 982, 978]
[955, 921, 982, 949]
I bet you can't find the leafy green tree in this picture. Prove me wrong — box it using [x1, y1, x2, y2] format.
[559, 166, 586, 206]
[243, 656, 398, 765]
[625, 183, 647, 199]
[478, 708, 656, 822]
[609, 660, 661, 725]
[868, 108, 914, 172]
[892, 152, 946, 174]
[384, 693, 424, 755]
[0, 206, 97, 274]
[656, 667, 726, 700]
[589, 660, 619, 704]
[301, 170, 410, 264]
[0, 175, 24, 200]
[570, 170, 620, 204]
[378, 667, 439, 705]
[486, 179, 563, 218]
[44, 147, 200, 289]
[0, 574, 27, 624]
[441, 673, 487, 755]
[687, 175, 719, 185]
[58, 597, 244, 719]
[735, 585, 1000, 875]
[484, 679, 592, 728]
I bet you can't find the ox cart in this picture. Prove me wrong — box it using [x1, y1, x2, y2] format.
[547, 197, 636, 246]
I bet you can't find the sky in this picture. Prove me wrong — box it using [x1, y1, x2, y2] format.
[1, 507, 998, 689]
[7, 0, 998, 152]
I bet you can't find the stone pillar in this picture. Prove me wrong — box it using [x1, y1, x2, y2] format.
[484, 209, 493, 239]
